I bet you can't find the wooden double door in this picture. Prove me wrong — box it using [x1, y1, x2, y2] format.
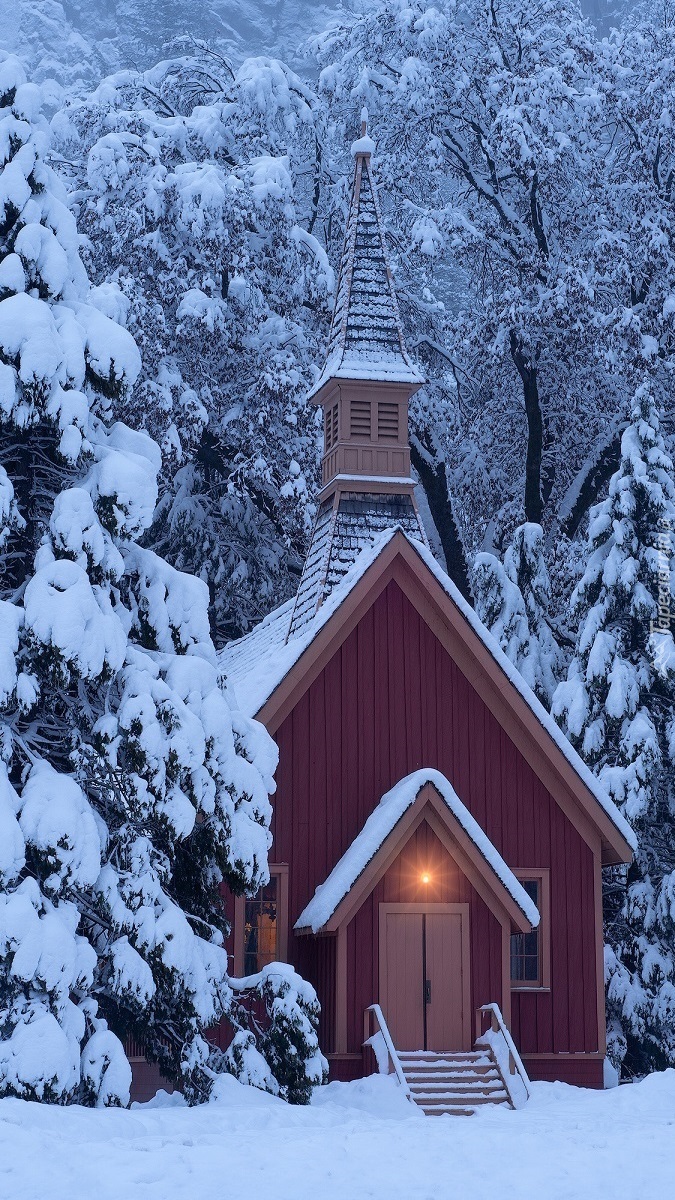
[379, 903, 471, 1052]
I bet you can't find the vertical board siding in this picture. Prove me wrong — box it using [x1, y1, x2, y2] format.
[252, 578, 599, 1062]
[313, 937, 336, 1056]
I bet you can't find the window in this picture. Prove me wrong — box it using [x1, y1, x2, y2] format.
[510, 880, 540, 983]
[244, 878, 278, 974]
[234, 865, 288, 976]
[350, 398, 371, 439]
[377, 400, 399, 441]
[510, 870, 550, 990]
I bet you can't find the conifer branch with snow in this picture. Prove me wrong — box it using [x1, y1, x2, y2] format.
[474, 523, 561, 706]
[0, 54, 292, 1106]
[552, 384, 675, 1075]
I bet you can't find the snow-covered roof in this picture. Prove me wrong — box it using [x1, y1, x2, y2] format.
[295, 769, 541, 933]
[307, 122, 423, 400]
[219, 529, 636, 856]
[220, 528, 399, 717]
[287, 491, 426, 637]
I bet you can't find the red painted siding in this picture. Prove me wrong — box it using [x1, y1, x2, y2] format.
[525, 1057, 603, 1088]
[225, 577, 601, 1074]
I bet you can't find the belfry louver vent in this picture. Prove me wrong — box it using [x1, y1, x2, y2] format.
[377, 401, 399, 440]
[350, 399, 371, 439]
[325, 403, 339, 450]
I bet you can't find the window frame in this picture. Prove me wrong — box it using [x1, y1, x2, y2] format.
[233, 863, 289, 977]
[510, 868, 551, 992]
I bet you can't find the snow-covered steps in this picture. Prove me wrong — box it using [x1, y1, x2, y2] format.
[397, 1050, 512, 1117]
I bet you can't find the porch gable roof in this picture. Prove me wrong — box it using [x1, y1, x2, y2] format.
[294, 770, 540, 936]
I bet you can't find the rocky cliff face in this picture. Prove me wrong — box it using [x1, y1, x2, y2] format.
[0, 0, 345, 90]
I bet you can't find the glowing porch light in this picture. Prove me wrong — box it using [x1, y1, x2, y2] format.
[421, 872, 431, 885]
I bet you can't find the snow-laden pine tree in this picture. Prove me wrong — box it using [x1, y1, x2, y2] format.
[0, 53, 282, 1106]
[552, 384, 675, 1075]
[226, 963, 327, 1104]
[474, 524, 561, 704]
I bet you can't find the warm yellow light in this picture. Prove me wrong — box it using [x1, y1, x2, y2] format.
[421, 872, 431, 885]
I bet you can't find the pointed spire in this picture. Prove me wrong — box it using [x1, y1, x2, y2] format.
[286, 114, 428, 640]
[307, 112, 423, 399]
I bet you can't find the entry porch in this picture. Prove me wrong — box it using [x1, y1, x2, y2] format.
[294, 770, 540, 1094]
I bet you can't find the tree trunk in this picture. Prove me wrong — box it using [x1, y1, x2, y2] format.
[410, 441, 473, 605]
[509, 331, 544, 524]
[560, 426, 625, 540]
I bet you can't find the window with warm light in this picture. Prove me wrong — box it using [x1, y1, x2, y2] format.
[244, 877, 278, 975]
[234, 864, 288, 976]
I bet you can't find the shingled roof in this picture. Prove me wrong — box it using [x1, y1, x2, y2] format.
[307, 114, 423, 399]
[287, 490, 426, 636]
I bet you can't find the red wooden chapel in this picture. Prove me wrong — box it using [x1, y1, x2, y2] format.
[219, 122, 634, 1100]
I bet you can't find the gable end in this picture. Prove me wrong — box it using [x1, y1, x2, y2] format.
[253, 533, 633, 868]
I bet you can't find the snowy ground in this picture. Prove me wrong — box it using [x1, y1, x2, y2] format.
[1, 1070, 674, 1200]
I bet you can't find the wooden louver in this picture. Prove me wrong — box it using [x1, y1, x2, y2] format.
[377, 400, 399, 440]
[325, 403, 338, 450]
[350, 398, 371, 439]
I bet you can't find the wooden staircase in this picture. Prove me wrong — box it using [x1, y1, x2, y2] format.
[397, 1048, 510, 1116]
[364, 1002, 531, 1117]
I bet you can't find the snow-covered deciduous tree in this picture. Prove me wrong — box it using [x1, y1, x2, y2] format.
[552, 385, 675, 1075]
[315, 0, 626, 572]
[0, 53, 279, 1105]
[55, 52, 333, 643]
[474, 524, 561, 705]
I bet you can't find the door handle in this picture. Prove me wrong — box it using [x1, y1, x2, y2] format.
[424, 979, 431, 1005]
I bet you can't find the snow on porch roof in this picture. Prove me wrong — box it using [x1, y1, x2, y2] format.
[294, 769, 541, 933]
[219, 527, 636, 857]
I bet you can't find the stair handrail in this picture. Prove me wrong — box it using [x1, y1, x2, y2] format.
[477, 1002, 531, 1102]
[364, 1003, 411, 1097]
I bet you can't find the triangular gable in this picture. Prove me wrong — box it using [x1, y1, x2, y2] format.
[295, 771, 539, 935]
[221, 529, 635, 867]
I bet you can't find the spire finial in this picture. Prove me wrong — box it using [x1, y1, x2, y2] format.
[352, 108, 375, 159]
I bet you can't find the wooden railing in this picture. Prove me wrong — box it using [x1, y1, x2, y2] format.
[363, 1003, 411, 1098]
[475, 1002, 531, 1107]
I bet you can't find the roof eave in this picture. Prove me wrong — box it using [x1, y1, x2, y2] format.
[601, 837, 634, 867]
[306, 370, 424, 406]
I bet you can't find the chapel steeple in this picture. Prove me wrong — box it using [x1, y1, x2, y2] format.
[287, 114, 427, 637]
[307, 112, 424, 492]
